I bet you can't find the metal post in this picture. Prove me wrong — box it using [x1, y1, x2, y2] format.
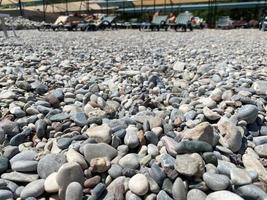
[0, 18, 8, 38]
[123, 0, 125, 20]
[42, 0, 46, 21]
[141, 0, 143, 19]
[65, 0, 68, 15]
[18, 0, 23, 16]
[164, 0, 166, 14]
[153, 0, 155, 13]
[106, 0, 108, 15]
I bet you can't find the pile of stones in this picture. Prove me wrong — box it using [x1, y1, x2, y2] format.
[0, 29, 267, 200]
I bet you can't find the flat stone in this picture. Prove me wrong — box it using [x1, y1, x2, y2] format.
[85, 124, 111, 143]
[57, 138, 72, 149]
[172, 177, 187, 200]
[56, 162, 85, 200]
[11, 160, 38, 172]
[49, 113, 69, 122]
[108, 164, 122, 179]
[37, 153, 66, 179]
[1, 172, 39, 183]
[217, 160, 237, 176]
[187, 189, 207, 200]
[0, 90, 16, 99]
[242, 154, 267, 182]
[70, 112, 88, 127]
[65, 182, 83, 200]
[217, 117, 243, 152]
[253, 80, 267, 95]
[175, 154, 204, 177]
[124, 125, 139, 149]
[253, 136, 267, 146]
[206, 191, 245, 200]
[157, 190, 173, 200]
[254, 144, 267, 157]
[35, 119, 47, 139]
[0, 189, 13, 199]
[84, 143, 117, 163]
[203, 107, 221, 121]
[119, 153, 139, 169]
[235, 184, 267, 200]
[66, 148, 88, 169]
[0, 157, 9, 174]
[20, 179, 45, 199]
[44, 172, 59, 193]
[149, 163, 166, 186]
[230, 168, 252, 186]
[0, 119, 19, 136]
[237, 105, 258, 124]
[106, 176, 125, 200]
[203, 172, 230, 191]
[182, 122, 217, 146]
[129, 174, 149, 196]
[176, 140, 213, 154]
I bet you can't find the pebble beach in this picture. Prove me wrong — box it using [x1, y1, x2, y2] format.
[0, 29, 267, 200]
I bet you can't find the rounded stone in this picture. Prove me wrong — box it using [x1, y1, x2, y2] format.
[187, 189, 207, 200]
[235, 184, 267, 200]
[37, 153, 66, 178]
[56, 162, 85, 199]
[0, 189, 14, 199]
[44, 172, 59, 193]
[237, 105, 258, 124]
[66, 148, 88, 169]
[206, 191, 245, 200]
[85, 124, 111, 143]
[20, 179, 45, 199]
[108, 164, 122, 179]
[172, 177, 187, 200]
[0, 156, 9, 174]
[203, 172, 230, 191]
[11, 160, 38, 172]
[129, 174, 149, 196]
[65, 182, 83, 200]
[254, 144, 267, 157]
[230, 168, 252, 186]
[119, 153, 139, 169]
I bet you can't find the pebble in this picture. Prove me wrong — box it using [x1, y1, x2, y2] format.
[65, 182, 83, 200]
[0, 189, 14, 199]
[56, 162, 85, 199]
[237, 105, 258, 124]
[235, 184, 267, 200]
[119, 153, 140, 169]
[83, 143, 118, 163]
[85, 124, 111, 143]
[11, 160, 38, 172]
[20, 179, 45, 199]
[129, 174, 149, 196]
[206, 190, 245, 200]
[37, 153, 66, 178]
[172, 177, 187, 200]
[175, 154, 204, 177]
[187, 189, 207, 200]
[230, 168, 252, 186]
[0, 29, 267, 200]
[203, 172, 230, 191]
[0, 157, 9, 174]
[44, 172, 59, 193]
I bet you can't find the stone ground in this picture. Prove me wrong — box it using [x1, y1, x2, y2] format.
[0, 29, 267, 200]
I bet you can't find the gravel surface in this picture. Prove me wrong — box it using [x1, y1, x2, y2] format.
[0, 29, 267, 200]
